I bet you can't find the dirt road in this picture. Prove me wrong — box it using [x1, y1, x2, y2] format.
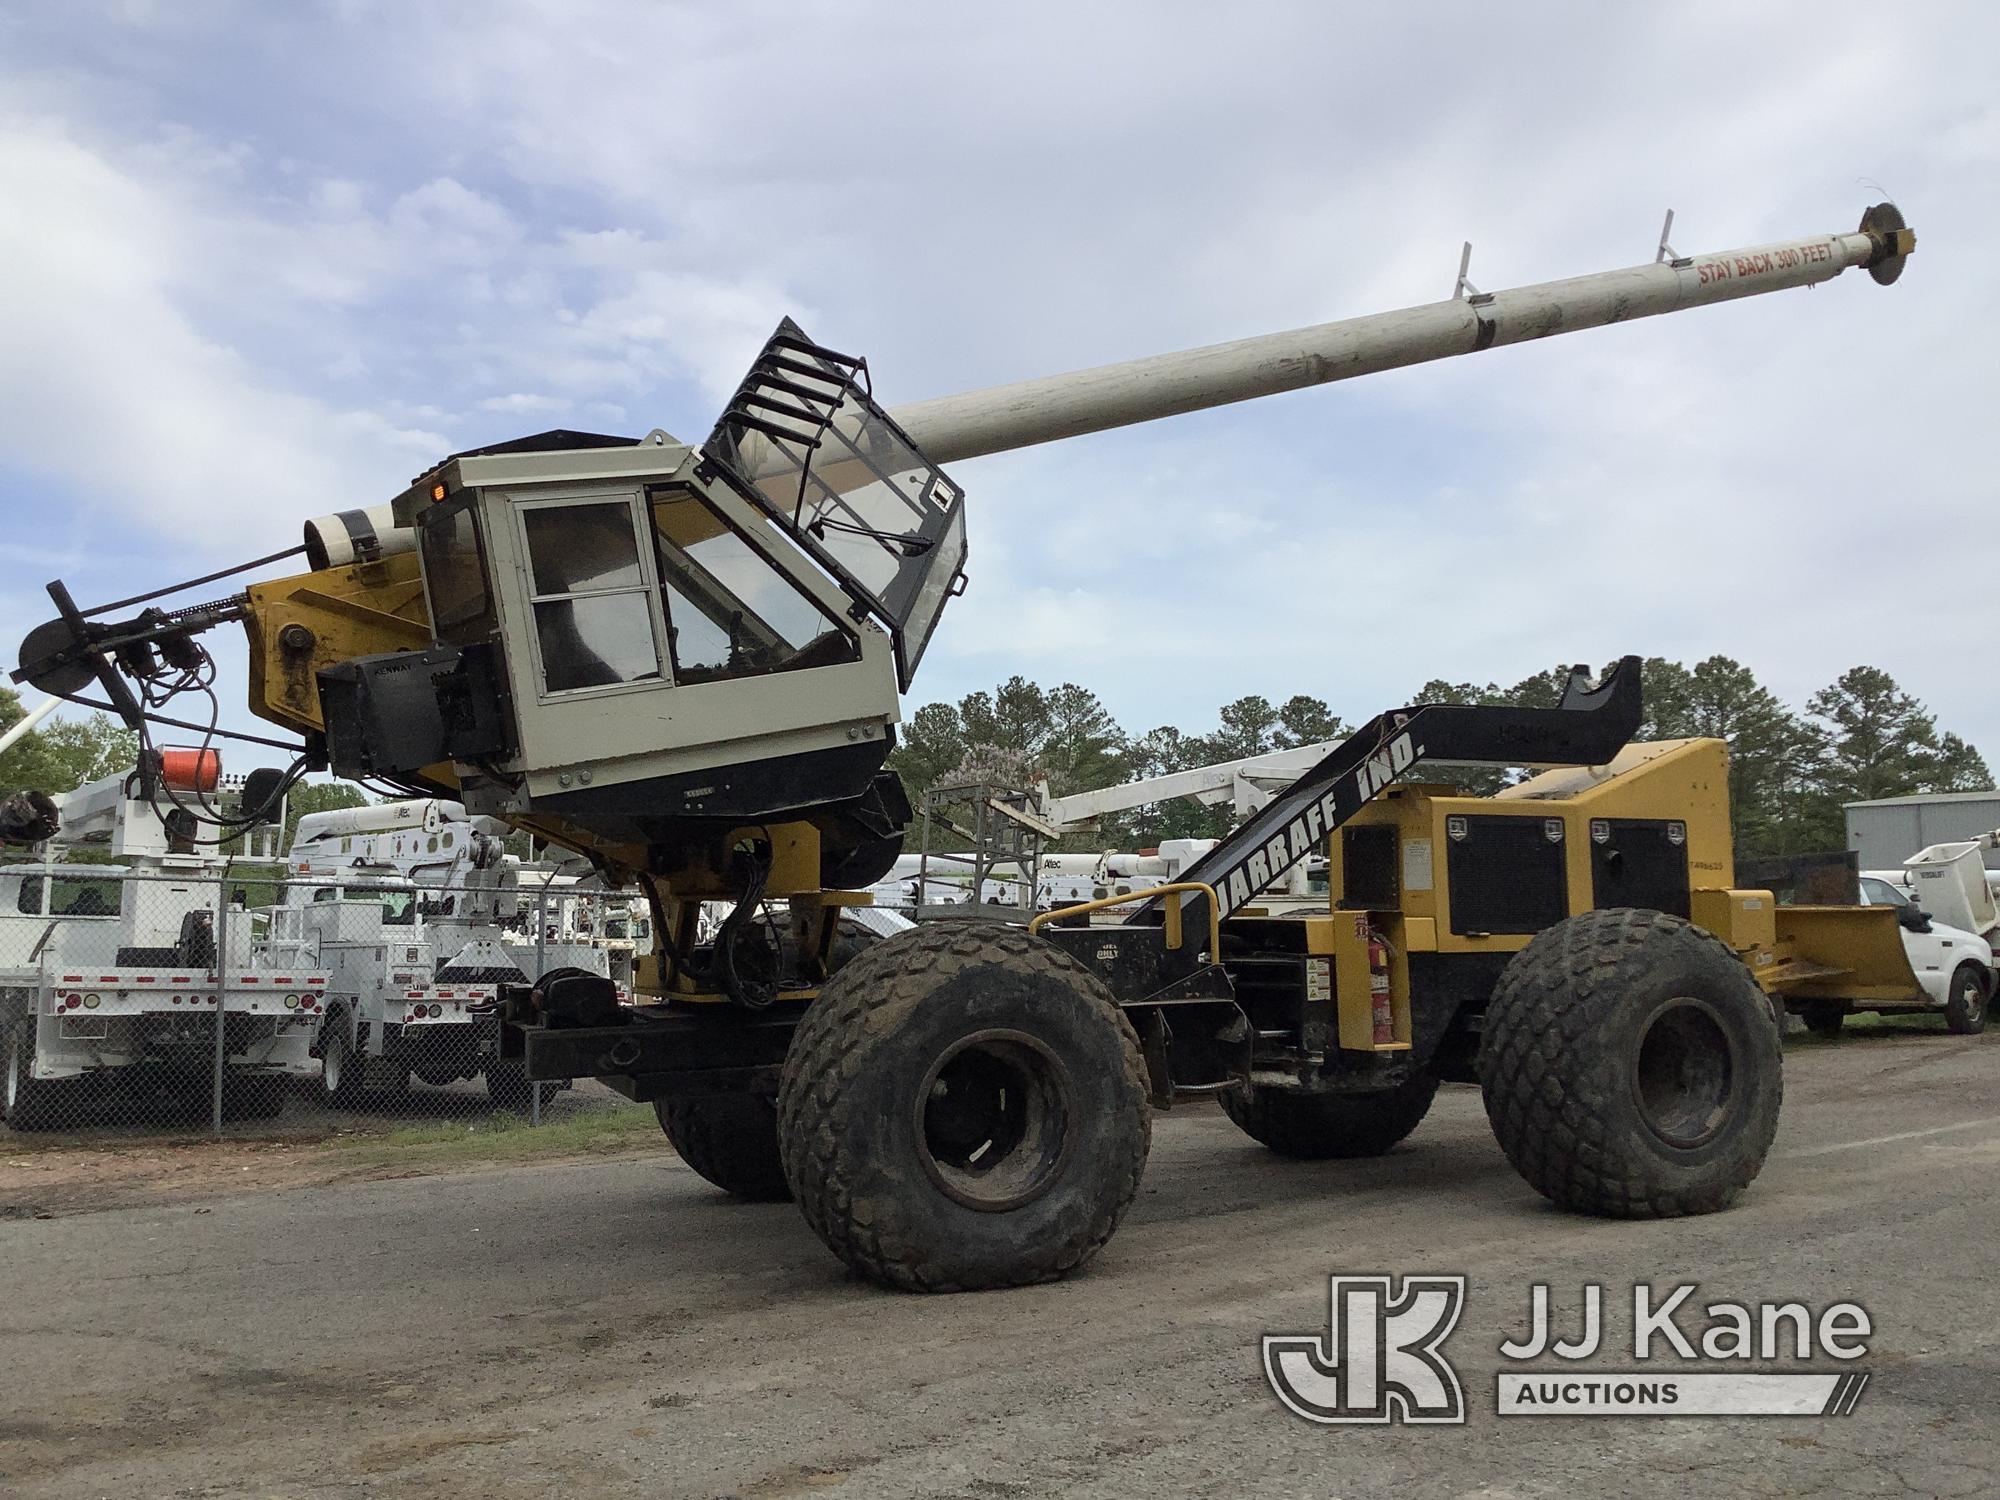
[3, 1027, 1996, 1498]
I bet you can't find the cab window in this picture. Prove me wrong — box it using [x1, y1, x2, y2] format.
[1858, 877, 1909, 907]
[518, 498, 663, 694]
[649, 487, 857, 686]
[419, 495, 495, 642]
[49, 879, 118, 916]
[339, 886, 418, 925]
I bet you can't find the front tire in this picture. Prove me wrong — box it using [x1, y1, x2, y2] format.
[1945, 963, 1990, 1035]
[1479, 908, 1782, 1219]
[656, 1093, 790, 1200]
[1221, 1071, 1438, 1159]
[777, 922, 1150, 1292]
[1800, 1000, 1846, 1038]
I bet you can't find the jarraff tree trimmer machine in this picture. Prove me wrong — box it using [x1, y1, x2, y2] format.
[15, 204, 1915, 1288]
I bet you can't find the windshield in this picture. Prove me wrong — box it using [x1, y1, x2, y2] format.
[15, 875, 121, 917]
[1859, 877, 1909, 908]
[650, 486, 857, 685]
[340, 885, 419, 924]
[704, 319, 967, 689]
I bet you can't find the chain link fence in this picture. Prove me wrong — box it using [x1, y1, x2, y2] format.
[0, 862, 654, 1140]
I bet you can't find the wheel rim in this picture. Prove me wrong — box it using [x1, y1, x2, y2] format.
[1960, 973, 1983, 1019]
[323, 1037, 344, 1096]
[4, 1028, 19, 1112]
[913, 1028, 1075, 1212]
[1631, 998, 1737, 1149]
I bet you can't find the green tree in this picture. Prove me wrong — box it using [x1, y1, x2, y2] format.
[1655, 657, 1824, 858]
[1409, 678, 1495, 706]
[1633, 657, 1697, 740]
[0, 687, 140, 795]
[1040, 683, 1128, 797]
[1110, 724, 1225, 844]
[1930, 732, 1992, 793]
[1807, 666, 1943, 806]
[1795, 666, 1993, 852]
[1203, 695, 1281, 762]
[1274, 694, 1344, 748]
[886, 701, 967, 802]
[958, 676, 1051, 756]
[282, 779, 370, 849]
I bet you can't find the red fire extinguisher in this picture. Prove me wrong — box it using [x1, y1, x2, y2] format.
[1366, 928, 1395, 1047]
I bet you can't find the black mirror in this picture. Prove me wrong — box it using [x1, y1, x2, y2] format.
[1896, 904, 1931, 934]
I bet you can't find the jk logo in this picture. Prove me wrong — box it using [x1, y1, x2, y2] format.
[1263, 1275, 1467, 1424]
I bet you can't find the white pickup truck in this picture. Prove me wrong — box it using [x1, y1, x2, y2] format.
[1849, 853, 1994, 1035]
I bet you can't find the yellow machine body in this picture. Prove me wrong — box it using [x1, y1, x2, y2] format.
[1302, 736, 1929, 1040]
[237, 557, 861, 1003]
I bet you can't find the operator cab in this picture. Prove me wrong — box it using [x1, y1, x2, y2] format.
[316, 322, 968, 856]
[309, 881, 419, 926]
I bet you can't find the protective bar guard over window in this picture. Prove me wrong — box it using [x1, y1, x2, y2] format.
[703, 318, 968, 690]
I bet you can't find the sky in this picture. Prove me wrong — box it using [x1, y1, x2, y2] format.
[0, 0, 1995, 775]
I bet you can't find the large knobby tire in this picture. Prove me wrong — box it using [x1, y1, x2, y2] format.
[827, 916, 886, 973]
[656, 1092, 790, 1201]
[777, 922, 1150, 1292]
[1479, 908, 1782, 1219]
[1222, 1070, 1439, 1159]
[1944, 962, 1990, 1035]
[651, 915, 888, 1204]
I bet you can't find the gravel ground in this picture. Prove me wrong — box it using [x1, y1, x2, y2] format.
[2, 1024, 1995, 1499]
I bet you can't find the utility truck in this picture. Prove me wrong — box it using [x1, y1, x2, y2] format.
[0, 752, 320, 1128]
[271, 797, 610, 1107]
[13, 201, 1921, 1283]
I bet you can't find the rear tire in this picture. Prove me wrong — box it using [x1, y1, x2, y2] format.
[1221, 1071, 1438, 1159]
[653, 913, 893, 1203]
[1945, 963, 1990, 1035]
[1801, 1000, 1847, 1038]
[777, 922, 1150, 1292]
[1479, 908, 1782, 1219]
[318, 1020, 368, 1110]
[656, 1093, 790, 1200]
[827, 916, 886, 973]
[3, 1018, 64, 1132]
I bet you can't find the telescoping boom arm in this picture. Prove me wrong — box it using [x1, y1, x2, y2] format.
[889, 205, 1914, 464]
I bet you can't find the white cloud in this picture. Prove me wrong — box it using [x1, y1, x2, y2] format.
[478, 392, 569, 414]
[0, 119, 449, 547]
[0, 0, 1995, 762]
